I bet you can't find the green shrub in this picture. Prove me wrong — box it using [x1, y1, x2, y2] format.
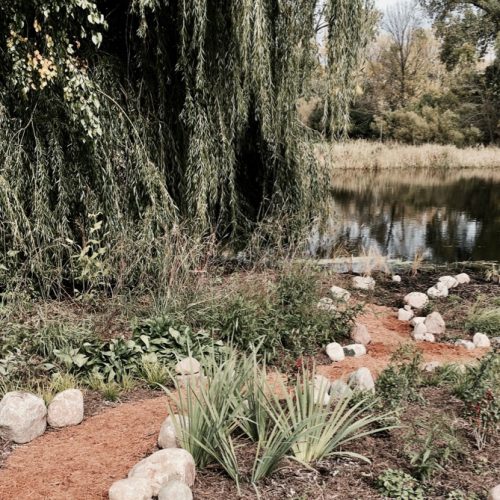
[453, 351, 500, 449]
[376, 469, 424, 499]
[376, 345, 424, 409]
[465, 308, 500, 335]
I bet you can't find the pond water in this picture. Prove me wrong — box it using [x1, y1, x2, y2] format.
[309, 168, 500, 264]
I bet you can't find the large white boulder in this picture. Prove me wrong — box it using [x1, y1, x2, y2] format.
[488, 484, 500, 500]
[348, 367, 375, 392]
[351, 323, 371, 345]
[158, 415, 189, 449]
[427, 282, 448, 298]
[413, 323, 428, 336]
[398, 308, 414, 321]
[326, 342, 345, 362]
[352, 276, 375, 290]
[343, 344, 367, 357]
[455, 273, 470, 284]
[330, 286, 351, 302]
[439, 276, 458, 289]
[404, 292, 428, 309]
[109, 478, 153, 500]
[129, 449, 196, 495]
[175, 357, 201, 375]
[47, 389, 84, 428]
[473, 332, 490, 348]
[424, 312, 445, 335]
[158, 480, 193, 500]
[0, 392, 47, 443]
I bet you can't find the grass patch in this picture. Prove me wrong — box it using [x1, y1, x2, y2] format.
[465, 307, 500, 335]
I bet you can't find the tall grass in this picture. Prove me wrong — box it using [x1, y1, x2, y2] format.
[316, 140, 500, 169]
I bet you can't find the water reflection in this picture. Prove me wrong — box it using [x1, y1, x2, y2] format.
[310, 168, 500, 263]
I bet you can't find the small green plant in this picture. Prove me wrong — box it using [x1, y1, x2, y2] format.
[376, 344, 424, 409]
[139, 361, 169, 387]
[405, 417, 463, 479]
[376, 468, 424, 499]
[453, 351, 499, 449]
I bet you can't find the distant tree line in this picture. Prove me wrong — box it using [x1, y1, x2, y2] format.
[303, 0, 500, 146]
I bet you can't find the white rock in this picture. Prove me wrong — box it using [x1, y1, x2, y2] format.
[439, 276, 458, 289]
[427, 282, 448, 298]
[343, 344, 367, 357]
[488, 484, 500, 500]
[473, 332, 490, 348]
[422, 361, 441, 372]
[129, 449, 196, 495]
[158, 480, 193, 500]
[413, 332, 435, 342]
[455, 340, 475, 350]
[0, 392, 47, 443]
[317, 297, 336, 311]
[175, 357, 201, 375]
[109, 478, 153, 500]
[329, 380, 353, 399]
[348, 367, 375, 392]
[175, 373, 206, 389]
[326, 342, 345, 362]
[351, 323, 371, 345]
[398, 308, 414, 321]
[404, 305, 412, 311]
[410, 316, 425, 326]
[352, 276, 375, 290]
[424, 312, 446, 335]
[413, 323, 428, 336]
[404, 292, 428, 309]
[313, 375, 331, 394]
[392, 275, 402, 283]
[158, 415, 189, 449]
[330, 285, 351, 302]
[313, 390, 331, 406]
[47, 389, 84, 428]
[455, 273, 470, 284]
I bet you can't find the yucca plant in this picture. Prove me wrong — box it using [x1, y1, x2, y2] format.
[286, 373, 396, 463]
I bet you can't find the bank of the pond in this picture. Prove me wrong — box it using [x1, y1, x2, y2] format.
[315, 140, 500, 169]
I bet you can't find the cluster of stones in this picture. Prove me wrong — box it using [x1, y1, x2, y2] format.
[321, 284, 372, 363]
[109, 357, 200, 500]
[318, 279, 376, 400]
[0, 389, 84, 444]
[397, 274, 492, 349]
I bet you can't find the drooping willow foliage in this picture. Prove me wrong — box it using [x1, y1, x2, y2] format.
[0, 0, 374, 295]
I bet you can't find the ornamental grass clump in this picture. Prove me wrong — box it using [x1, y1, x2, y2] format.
[164, 348, 395, 490]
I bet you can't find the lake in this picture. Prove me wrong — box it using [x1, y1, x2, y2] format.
[309, 168, 500, 264]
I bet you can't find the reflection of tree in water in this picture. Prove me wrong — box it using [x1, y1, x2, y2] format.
[313, 172, 500, 262]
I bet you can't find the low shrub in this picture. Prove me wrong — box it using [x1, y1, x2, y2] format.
[376, 468, 424, 499]
[375, 345, 424, 409]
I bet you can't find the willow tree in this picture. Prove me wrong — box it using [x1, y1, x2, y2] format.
[0, 0, 373, 292]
